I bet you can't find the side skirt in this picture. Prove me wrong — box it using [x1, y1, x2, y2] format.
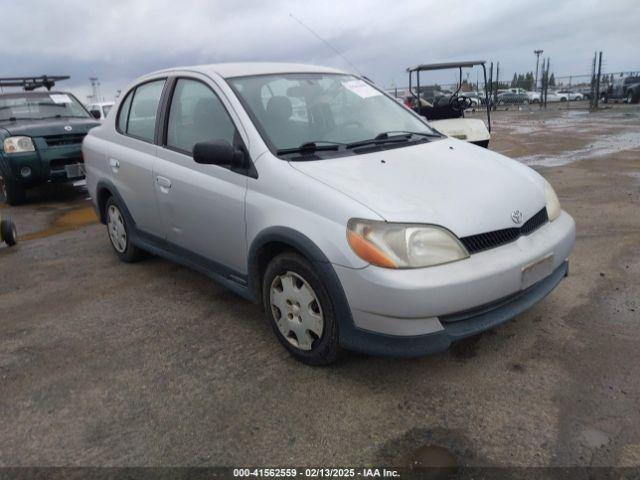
[131, 228, 256, 303]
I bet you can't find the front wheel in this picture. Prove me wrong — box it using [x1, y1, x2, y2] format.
[105, 197, 144, 262]
[262, 252, 342, 365]
[1, 177, 27, 206]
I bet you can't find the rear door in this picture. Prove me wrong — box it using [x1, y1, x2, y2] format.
[154, 76, 249, 274]
[110, 79, 166, 237]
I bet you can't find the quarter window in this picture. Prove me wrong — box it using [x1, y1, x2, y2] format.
[126, 79, 165, 142]
[117, 93, 133, 132]
[166, 79, 237, 154]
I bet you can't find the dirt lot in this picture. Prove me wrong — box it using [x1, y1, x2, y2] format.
[1, 105, 639, 469]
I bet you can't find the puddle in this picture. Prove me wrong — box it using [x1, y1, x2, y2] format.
[516, 131, 640, 167]
[22, 206, 98, 241]
[409, 444, 458, 473]
[378, 427, 485, 474]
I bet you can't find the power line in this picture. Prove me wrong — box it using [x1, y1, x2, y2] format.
[288, 13, 364, 76]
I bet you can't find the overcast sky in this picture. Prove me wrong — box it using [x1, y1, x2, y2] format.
[2, 0, 639, 102]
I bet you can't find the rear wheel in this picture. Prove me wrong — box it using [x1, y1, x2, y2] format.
[262, 252, 342, 365]
[1, 177, 27, 206]
[105, 197, 144, 262]
[0, 217, 17, 246]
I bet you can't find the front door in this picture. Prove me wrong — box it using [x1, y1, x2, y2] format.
[154, 77, 248, 275]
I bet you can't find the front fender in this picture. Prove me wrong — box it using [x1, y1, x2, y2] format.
[247, 226, 356, 339]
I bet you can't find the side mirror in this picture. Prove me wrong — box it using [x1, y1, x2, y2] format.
[193, 139, 243, 167]
[90, 109, 101, 119]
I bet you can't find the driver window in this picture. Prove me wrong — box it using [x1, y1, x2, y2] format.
[166, 79, 237, 154]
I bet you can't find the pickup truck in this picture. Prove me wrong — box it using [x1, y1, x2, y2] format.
[0, 90, 99, 204]
[602, 75, 640, 104]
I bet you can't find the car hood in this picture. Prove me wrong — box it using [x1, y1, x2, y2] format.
[0, 117, 100, 137]
[289, 138, 547, 238]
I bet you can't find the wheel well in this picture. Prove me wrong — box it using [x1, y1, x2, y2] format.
[96, 187, 112, 224]
[250, 241, 309, 303]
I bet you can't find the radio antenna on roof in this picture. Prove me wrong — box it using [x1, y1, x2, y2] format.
[288, 13, 365, 77]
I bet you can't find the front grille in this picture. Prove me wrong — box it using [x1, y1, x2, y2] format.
[43, 133, 86, 147]
[460, 208, 549, 254]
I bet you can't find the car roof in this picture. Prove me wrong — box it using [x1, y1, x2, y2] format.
[147, 62, 347, 79]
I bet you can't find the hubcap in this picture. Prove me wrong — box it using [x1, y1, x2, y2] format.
[107, 205, 127, 253]
[270, 271, 323, 351]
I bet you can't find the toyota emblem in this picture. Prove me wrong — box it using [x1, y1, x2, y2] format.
[511, 210, 523, 224]
[64, 125, 73, 132]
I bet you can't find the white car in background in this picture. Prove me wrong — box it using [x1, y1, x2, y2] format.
[556, 90, 584, 101]
[526, 91, 541, 103]
[86, 101, 114, 120]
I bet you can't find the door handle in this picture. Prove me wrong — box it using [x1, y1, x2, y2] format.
[109, 158, 120, 173]
[156, 175, 172, 190]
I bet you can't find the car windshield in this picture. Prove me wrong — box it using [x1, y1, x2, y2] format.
[227, 73, 440, 155]
[0, 92, 90, 121]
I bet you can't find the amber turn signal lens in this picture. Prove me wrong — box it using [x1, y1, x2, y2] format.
[347, 230, 397, 268]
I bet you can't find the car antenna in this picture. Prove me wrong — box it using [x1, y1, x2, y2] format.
[288, 13, 365, 78]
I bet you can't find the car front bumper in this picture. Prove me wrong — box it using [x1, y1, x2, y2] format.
[334, 210, 575, 356]
[0, 143, 84, 186]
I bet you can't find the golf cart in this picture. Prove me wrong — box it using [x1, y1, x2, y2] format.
[406, 60, 492, 148]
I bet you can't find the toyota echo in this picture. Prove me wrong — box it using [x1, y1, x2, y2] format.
[82, 63, 575, 365]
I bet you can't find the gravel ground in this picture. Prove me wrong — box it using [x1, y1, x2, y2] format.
[0, 105, 639, 469]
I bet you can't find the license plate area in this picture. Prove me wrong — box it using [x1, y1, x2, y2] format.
[521, 254, 554, 290]
[64, 163, 85, 178]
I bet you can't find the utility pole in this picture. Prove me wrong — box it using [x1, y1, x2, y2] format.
[594, 51, 603, 110]
[534, 49, 543, 90]
[89, 77, 101, 103]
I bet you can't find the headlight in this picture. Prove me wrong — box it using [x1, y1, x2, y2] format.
[544, 180, 561, 221]
[3, 136, 35, 154]
[347, 219, 469, 269]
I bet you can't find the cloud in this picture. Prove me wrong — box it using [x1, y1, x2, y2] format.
[2, 0, 639, 101]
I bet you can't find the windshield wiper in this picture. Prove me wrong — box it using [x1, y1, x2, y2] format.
[0, 116, 38, 122]
[277, 141, 344, 156]
[346, 131, 440, 150]
[379, 130, 442, 139]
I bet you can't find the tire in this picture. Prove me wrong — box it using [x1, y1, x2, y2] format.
[262, 252, 342, 365]
[0, 217, 17, 246]
[1, 177, 27, 206]
[104, 196, 144, 262]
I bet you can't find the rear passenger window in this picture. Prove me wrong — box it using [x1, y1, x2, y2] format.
[166, 79, 237, 154]
[126, 79, 165, 142]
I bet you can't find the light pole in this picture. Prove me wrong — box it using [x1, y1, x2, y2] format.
[534, 50, 543, 90]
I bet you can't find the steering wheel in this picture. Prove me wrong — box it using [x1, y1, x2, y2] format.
[449, 95, 473, 111]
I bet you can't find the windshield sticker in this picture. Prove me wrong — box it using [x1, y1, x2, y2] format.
[50, 94, 72, 104]
[341, 80, 382, 99]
